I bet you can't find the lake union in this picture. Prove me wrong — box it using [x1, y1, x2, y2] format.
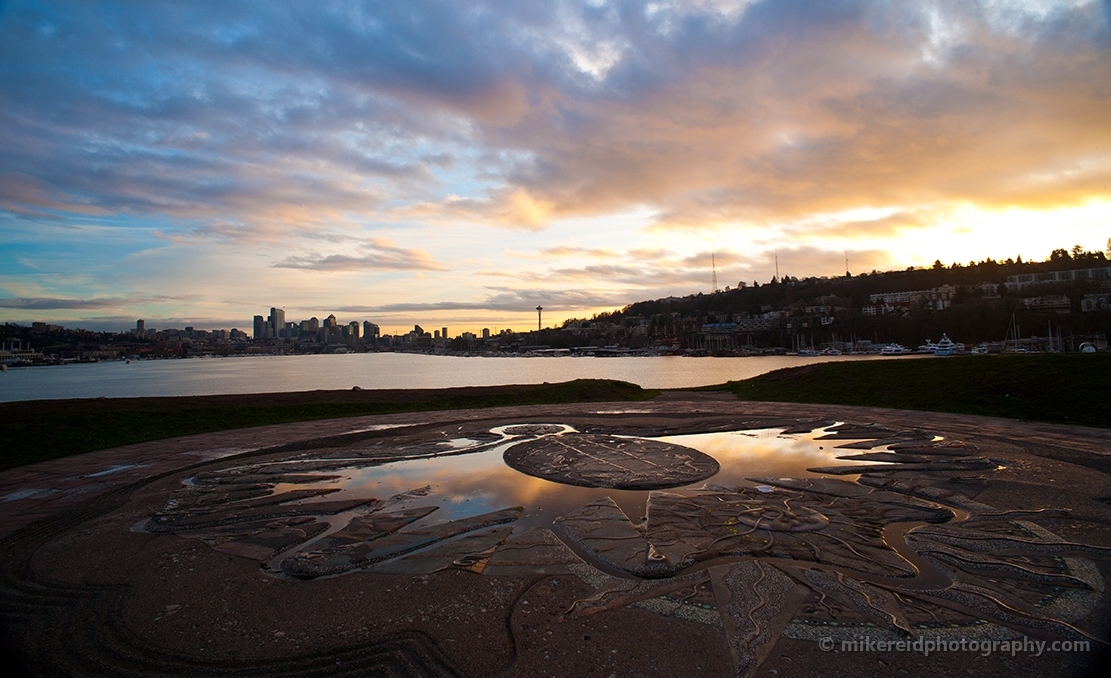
[0, 352, 887, 402]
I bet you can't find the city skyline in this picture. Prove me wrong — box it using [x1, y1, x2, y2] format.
[2, 1, 1110, 336]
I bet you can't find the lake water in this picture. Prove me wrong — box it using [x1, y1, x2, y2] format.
[0, 352, 891, 402]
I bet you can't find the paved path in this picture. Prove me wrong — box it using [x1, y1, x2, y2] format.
[2, 394, 1110, 677]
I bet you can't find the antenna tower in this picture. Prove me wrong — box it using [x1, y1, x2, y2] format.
[711, 252, 719, 293]
[774, 249, 779, 282]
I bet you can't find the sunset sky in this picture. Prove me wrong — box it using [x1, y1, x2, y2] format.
[2, 1, 1109, 335]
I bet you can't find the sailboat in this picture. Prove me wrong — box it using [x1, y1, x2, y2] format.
[1004, 313, 1027, 353]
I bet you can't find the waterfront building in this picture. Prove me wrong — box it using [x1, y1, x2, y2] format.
[322, 315, 338, 343]
[269, 307, 286, 339]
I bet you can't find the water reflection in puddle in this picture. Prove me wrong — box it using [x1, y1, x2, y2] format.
[261, 425, 883, 547]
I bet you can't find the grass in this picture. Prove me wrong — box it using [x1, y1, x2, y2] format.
[5, 355, 1109, 473]
[0, 379, 657, 472]
[721, 353, 1111, 429]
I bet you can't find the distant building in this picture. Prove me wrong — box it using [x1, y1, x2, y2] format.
[867, 285, 956, 314]
[269, 307, 285, 339]
[253, 315, 267, 340]
[1081, 294, 1110, 312]
[1021, 295, 1072, 314]
[135, 319, 145, 335]
[1004, 266, 1111, 292]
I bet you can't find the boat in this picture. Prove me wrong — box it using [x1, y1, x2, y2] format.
[879, 344, 910, 355]
[914, 340, 937, 354]
[933, 334, 957, 356]
[970, 344, 989, 355]
[1080, 342, 1098, 353]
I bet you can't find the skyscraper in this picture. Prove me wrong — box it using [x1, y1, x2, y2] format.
[253, 315, 267, 340]
[269, 307, 285, 339]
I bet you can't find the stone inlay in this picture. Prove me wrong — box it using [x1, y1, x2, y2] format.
[503, 433, 720, 490]
[4, 412, 1109, 677]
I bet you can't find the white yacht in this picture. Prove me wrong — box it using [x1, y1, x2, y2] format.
[933, 334, 958, 356]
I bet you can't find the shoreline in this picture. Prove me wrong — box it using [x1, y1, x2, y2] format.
[4, 354, 1109, 471]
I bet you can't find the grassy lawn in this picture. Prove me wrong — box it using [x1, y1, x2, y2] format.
[3, 356, 1108, 473]
[0, 379, 657, 472]
[722, 353, 1111, 429]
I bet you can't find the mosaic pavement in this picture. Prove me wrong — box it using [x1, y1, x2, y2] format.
[2, 400, 1109, 676]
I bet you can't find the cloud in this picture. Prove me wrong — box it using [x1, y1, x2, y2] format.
[0, 294, 198, 310]
[0, 297, 126, 310]
[273, 240, 447, 271]
[336, 287, 624, 313]
[756, 245, 894, 279]
[3, 0, 1107, 238]
[2, 0, 1109, 333]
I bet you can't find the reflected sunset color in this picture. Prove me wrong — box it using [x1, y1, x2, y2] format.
[254, 425, 879, 549]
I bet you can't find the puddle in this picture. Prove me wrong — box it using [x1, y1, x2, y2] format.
[344, 423, 422, 434]
[198, 425, 887, 570]
[84, 464, 145, 478]
[277, 427, 874, 520]
[2, 488, 58, 503]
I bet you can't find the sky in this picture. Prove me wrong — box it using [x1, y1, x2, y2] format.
[1, 0, 1110, 335]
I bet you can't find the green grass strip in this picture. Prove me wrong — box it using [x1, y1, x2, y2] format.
[723, 354, 1110, 428]
[0, 379, 657, 472]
